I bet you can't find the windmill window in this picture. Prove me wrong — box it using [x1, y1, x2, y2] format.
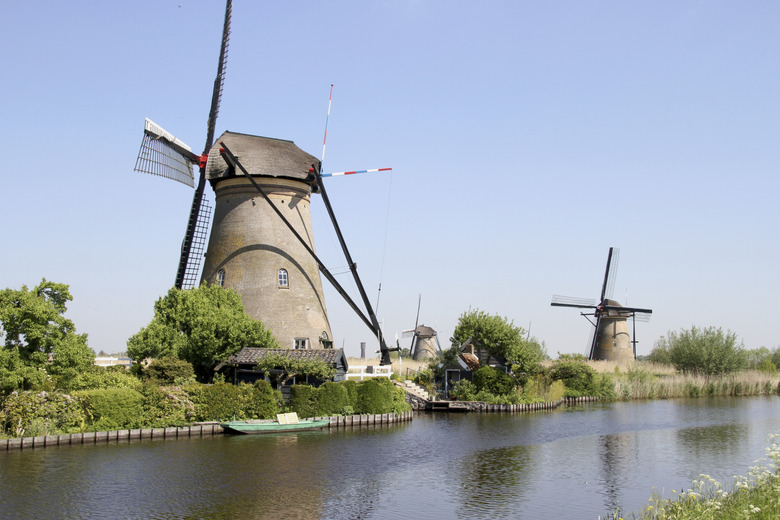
[294, 338, 308, 350]
[217, 269, 226, 287]
[278, 268, 289, 288]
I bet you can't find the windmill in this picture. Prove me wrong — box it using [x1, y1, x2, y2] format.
[401, 295, 441, 361]
[133, 1, 396, 363]
[551, 248, 652, 362]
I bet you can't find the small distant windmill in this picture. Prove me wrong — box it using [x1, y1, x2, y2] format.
[133, 1, 397, 363]
[551, 248, 652, 362]
[401, 295, 441, 361]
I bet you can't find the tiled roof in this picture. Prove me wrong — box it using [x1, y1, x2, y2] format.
[226, 347, 346, 366]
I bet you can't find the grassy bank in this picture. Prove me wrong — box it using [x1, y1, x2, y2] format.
[581, 362, 780, 400]
[608, 433, 780, 519]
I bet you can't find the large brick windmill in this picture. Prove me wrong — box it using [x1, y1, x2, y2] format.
[551, 248, 652, 362]
[133, 0, 395, 363]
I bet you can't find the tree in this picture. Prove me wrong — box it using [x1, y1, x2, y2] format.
[0, 279, 93, 392]
[655, 326, 747, 376]
[254, 353, 336, 389]
[451, 308, 545, 377]
[127, 284, 278, 382]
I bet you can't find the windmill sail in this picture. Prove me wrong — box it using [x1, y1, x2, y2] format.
[134, 118, 197, 187]
[174, 0, 232, 290]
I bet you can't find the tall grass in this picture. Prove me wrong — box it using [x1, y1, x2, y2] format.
[600, 362, 780, 400]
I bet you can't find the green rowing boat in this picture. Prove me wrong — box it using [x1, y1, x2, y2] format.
[220, 413, 330, 434]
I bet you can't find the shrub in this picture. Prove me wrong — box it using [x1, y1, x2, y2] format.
[246, 380, 282, 419]
[140, 384, 194, 427]
[473, 366, 516, 396]
[452, 379, 477, 401]
[1, 390, 85, 437]
[184, 382, 253, 421]
[62, 367, 142, 392]
[74, 388, 145, 430]
[549, 356, 597, 396]
[355, 378, 396, 414]
[658, 326, 747, 376]
[289, 385, 317, 418]
[144, 357, 196, 385]
[316, 382, 350, 416]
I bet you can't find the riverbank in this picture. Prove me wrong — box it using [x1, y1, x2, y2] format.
[0, 411, 413, 451]
[612, 431, 780, 519]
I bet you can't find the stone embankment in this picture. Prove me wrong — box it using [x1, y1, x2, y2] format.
[1, 411, 414, 452]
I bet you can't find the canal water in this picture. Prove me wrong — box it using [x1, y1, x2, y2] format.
[2, 396, 779, 519]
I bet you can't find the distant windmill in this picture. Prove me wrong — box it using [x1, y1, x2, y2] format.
[133, 1, 396, 363]
[551, 248, 652, 362]
[401, 295, 441, 361]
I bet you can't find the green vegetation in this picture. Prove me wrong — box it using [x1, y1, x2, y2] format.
[290, 378, 410, 418]
[649, 326, 747, 376]
[450, 308, 546, 379]
[0, 279, 94, 393]
[616, 433, 780, 519]
[127, 284, 278, 382]
[254, 353, 336, 388]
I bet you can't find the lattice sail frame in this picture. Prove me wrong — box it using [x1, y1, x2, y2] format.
[134, 118, 196, 188]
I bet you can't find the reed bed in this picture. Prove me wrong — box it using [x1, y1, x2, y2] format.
[611, 367, 779, 400]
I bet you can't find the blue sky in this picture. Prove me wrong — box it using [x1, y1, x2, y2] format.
[2, 1, 778, 358]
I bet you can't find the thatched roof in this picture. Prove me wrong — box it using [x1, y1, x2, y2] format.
[206, 131, 319, 187]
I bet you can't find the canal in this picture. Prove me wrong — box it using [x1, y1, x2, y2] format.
[2, 396, 779, 519]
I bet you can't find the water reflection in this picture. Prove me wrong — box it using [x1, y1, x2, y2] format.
[457, 444, 536, 519]
[1, 397, 779, 519]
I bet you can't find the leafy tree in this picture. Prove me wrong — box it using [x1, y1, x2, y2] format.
[656, 326, 747, 376]
[451, 308, 545, 377]
[127, 284, 278, 382]
[254, 353, 336, 388]
[0, 279, 93, 391]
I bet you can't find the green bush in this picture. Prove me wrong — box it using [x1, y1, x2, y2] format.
[316, 381, 350, 416]
[140, 384, 194, 427]
[549, 356, 597, 396]
[355, 378, 396, 414]
[246, 380, 282, 419]
[185, 382, 250, 421]
[74, 388, 145, 430]
[289, 385, 317, 418]
[144, 357, 196, 385]
[658, 326, 747, 376]
[452, 379, 477, 401]
[62, 367, 142, 392]
[1, 390, 86, 437]
[473, 366, 516, 396]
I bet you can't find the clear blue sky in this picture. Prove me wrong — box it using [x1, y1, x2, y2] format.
[2, 1, 778, 358]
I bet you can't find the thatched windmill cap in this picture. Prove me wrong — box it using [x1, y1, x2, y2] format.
[206, 130, 319, 187]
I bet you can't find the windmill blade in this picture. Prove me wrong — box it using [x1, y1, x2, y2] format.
[202, 0, 231, 153]
[134, 118, 197, 187]
[600, 247, 620, 302]
[409, 294, 421, 354]
[175, 0, 232, 289]
[588, 313, 602, 360]
[628, 311, 653, 323]
[551, 295, 597, 308]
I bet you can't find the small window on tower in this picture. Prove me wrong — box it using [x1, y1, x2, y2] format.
[294, 338, 308, 350]
[278, 268, 289, 288]
[217, 269, 226, 287]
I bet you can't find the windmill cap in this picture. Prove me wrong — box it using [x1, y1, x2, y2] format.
[206, 131, 319, 187]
